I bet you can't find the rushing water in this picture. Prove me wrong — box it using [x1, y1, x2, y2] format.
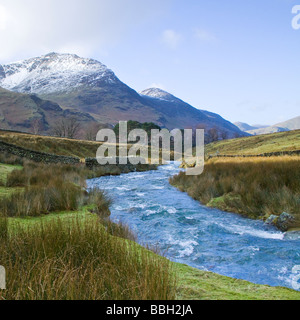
[87, 162, 300, 290]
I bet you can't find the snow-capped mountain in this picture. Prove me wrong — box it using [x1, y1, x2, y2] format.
[0, 52, 247, 138]
[0, 52, 117, 94]
[140, 88, 179, 103]
[140, 87, 245, 136]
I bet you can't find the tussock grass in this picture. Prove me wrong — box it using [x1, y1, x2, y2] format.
[0, 161, 112, 218]
[0, 217, 175, 300]
[0, 152, 24, 166]
[170, 157, 300, 228]
[6, 161, 88, 188]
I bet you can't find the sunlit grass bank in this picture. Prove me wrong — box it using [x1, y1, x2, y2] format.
[205, 130, 300, 156]
[175, 263, 300, 300]
[170, 157, 300, 229]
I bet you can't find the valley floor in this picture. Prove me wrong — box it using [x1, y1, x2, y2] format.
[1, 162, 299, 300]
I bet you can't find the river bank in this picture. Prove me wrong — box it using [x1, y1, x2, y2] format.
[3, 207, 300, 300]
[171, 157, 300, 231]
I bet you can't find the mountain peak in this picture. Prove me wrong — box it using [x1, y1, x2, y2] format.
[140, 88, 179, 102]
[0, 53, 118, 94]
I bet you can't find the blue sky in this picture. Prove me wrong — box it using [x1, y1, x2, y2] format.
[0, 0, 299, 125]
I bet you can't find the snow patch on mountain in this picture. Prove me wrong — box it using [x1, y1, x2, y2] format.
[140, 88, 179, 103]
[0, 52, 118, 94]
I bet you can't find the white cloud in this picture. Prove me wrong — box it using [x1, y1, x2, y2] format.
[0, 0, 169, 63]
[0, 4, 10, 31]
[161, 29, 182, 49]
[194, 28, 217, 42]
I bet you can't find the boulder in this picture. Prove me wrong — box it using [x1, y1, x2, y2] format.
[276, 212, 295, 232]
[265, 212, 295, 232]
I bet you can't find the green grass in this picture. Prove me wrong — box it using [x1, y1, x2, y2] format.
[0, 187, 24, 199]
[0, 163, 23, 199]
[7, 206, 96, 230]
[3, 211, 300, 300]
[0, 163, 22, 184]
[175, 263, 300, 300]
[205, 130, 300, 156]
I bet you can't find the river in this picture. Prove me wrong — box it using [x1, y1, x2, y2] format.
[87, 162, 300, 290]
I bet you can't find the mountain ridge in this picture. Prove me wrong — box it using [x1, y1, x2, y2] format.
[236, 116, 300, 135]
[0, 52, 117, 94]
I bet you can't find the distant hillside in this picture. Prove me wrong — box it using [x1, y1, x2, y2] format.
[242, 116, 300, 136]
[0, 130, 102, 158]
[276, 116, 300, 131]
[0, 87, 97, 136]
[234, 122, 268, 132]
[205, 130, 300, 156]
[0, 53, 246, 138]
[246, 126, 289, 136]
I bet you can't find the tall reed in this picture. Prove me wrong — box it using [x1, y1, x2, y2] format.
[0, 218, 176, 300]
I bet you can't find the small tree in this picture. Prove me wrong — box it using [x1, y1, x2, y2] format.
[221, 130, 229, 140]
[53, 118, 81, 139]
[207, 127, 219, 143]
[85, 123, 109, 141]
[31, 118, 44, 135]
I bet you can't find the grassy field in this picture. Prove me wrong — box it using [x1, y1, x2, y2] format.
[0, 162, 299, 300]
[205, 130, 300, 156]
[175, 263, 300, 300]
